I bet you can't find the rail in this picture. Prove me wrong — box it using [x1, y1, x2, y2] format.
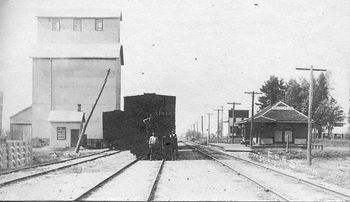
[0, 150, 121, 188]
[74, 157, 144, 201]
[147, 159, 165, 201]
[189, 141, 350, 201]
[0, 149, 111, 176]
[183, 141, 289, 201]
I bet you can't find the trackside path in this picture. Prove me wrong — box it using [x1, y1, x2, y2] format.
[190, 142, 349, 201]
[0, 150, 119, 186]
[153, 142, 279, 201]
[0, 151, 136, 200]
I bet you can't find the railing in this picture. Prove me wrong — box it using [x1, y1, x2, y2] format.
[0, 140, 32, 169]
[311, 144, 323, 150]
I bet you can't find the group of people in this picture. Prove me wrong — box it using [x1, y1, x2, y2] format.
[143, 113, 178, 160]
[148, 132, 178, 160]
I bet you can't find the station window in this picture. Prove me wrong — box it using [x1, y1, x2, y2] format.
[73, 19, 82, 31]
[57, 127, 66, 140]
[52, 18, 60, 31]
[95, 19, 103, 31]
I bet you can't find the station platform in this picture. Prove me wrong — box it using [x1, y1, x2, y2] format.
[208, 143, 252, 152]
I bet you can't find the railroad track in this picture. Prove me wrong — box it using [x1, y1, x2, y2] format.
[186, 141, 350, 201]
[0, 149, 111, 176]
[0, 150, 121, 188]
[75, 158, 165, 201]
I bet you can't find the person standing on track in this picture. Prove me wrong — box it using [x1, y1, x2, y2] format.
[148, 132, 158, 160]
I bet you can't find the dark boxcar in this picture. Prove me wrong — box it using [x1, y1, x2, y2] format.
[124, 93, 176, 157]
[102, 110, 129, 149]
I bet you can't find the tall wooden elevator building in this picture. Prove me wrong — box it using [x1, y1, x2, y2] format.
[30, 9, 124, 147]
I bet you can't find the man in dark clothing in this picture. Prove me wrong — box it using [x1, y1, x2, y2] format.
[163, 134, 174, 160]
[143, 114, 154, 137]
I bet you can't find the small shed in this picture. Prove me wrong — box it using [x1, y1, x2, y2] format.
[10, 106, 32, 143]
[48, 110, 85, 148]
[238, 101, 308, 145]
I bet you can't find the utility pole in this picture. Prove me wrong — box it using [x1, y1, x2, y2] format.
[193, 123, 196, 139]
[214, 109, 220, 142]
[220, 105, 224, 139]
[206, 113, 212, 145]
[244, 91, 262, 148]
[227, 101, 241, 143]
[201, 115, 204, 138]
[296, 66, 326, 166]
[75, 69, 110, 153]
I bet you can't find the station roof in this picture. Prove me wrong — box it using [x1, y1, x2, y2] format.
[239, 101, 308, 124]
[31, 43, 123, 61]
[36, 9, 122, 20]
[48, 111, 85, 123]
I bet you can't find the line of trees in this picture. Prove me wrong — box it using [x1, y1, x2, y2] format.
[257, 74, 345, 138]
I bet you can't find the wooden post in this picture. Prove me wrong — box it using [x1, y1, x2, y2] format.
[75, 69, 111, 153]
[201, 115, 204, 138]
[206, 113, 212, 145]
[245, 91, 262, 148]
[286, 134, 289, 153]
[227, 102, 241, 144]
[296, 66, 326, 166]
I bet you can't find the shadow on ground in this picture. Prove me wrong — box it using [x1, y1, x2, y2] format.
[174, 145, 209, 161]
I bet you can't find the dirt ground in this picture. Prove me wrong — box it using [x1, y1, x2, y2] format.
[253, 145, 350, 190]
[0, 146, 109, 173]
[31, 146, 109, 165]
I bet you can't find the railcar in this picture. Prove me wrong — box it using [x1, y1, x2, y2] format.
[103, 93, 176, 158]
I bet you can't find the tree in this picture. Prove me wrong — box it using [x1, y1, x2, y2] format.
[284, 79, 304, 112]
[284, 73, 343, 138]
[313, 97, 345, 138]
[257, 76, 287, 109]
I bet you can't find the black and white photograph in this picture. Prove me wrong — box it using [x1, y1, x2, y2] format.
[0, 0, 349, 201]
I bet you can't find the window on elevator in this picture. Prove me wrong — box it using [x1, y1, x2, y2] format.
[73, 19, 82, 31]
[95, 19, 103, 31]
[52, 18, 60, 31]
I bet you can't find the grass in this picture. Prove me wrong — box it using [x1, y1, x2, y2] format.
[313, 139, 350, 147]
[252, 142, 350, 189]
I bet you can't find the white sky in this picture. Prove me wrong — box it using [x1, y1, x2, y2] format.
[0, 0, 349, 135]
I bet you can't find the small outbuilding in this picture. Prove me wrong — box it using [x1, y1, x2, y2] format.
[10, 106, 32, 143]
[238, 101, 308, 145]
[48, 110, 85, 148]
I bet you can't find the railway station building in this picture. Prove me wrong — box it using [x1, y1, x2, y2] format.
[28, 9, 124, 148]
[228, 109, 249, 143]
[238, 101, 308, 146]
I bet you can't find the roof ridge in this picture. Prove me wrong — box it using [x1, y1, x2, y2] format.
[10, 106, 32, 118]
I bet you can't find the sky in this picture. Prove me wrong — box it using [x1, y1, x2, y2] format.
[0, 0, 349, 135]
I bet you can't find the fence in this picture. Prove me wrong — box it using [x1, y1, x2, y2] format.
[311, 144, 323, 150]
[0, 140, 32, 169]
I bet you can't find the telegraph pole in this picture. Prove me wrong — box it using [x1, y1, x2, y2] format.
[201, 115, 204, 138]
[220, 106, 224, 139]
[193, 123, 196, 139]
[214, 109, 220, 142]
[245, 91, 262, 148]
[227, 101, 241, 143]
[296, 66, 326, 166]
[206, 113, 212, 145]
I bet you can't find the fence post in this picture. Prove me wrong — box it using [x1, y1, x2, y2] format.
[0, 144, 7, 169]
